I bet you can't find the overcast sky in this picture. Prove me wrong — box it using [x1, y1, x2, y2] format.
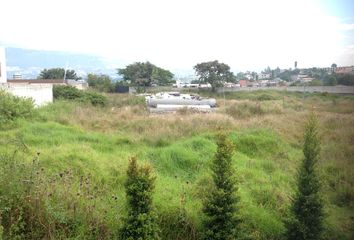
[1, 0, 354, 72]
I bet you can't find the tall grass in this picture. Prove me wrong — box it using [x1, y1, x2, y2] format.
[0, 91, 353, 239]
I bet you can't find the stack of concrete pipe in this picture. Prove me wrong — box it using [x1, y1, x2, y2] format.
[146, 92, 216, 113]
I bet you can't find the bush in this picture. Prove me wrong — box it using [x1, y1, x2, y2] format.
[120, 157, 160, 240]
[286, 113, 324, 240]
[83, 91, 107, 106]
[202, 133, 241, 240]
[53, 85, 107, 106]
[53, 85, 83, 100]
[335, 73, 354, 86]
[87, 73, 115, 92]
[256, 93, 277, 101]
[0, 90, 35, 124]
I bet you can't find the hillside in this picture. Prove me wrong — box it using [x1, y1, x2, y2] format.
[0, 90, 353, 239]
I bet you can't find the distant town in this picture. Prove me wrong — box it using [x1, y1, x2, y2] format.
[1, 46, 354, 107]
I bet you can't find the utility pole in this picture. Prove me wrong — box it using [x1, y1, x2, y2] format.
[63, 62, 68, 83]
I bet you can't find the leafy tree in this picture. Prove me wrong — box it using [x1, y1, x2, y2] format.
[151, 67, 174, 86]
[286, 113, 324, 240]
[330, 63, 337, 68]
[118, 62, 174, 87]
[120, 157, 160, 240]
[323, 75, 337, 86]
[194, 60, 235, 91]
[37, 68, 80, 80]
[251, 71, 258, 80]
[264, 66, 272, 74]
[336, 73, 354, 86]
[308, 79, 322, 86]
[87, 73, 114, 92]
[203, 133, 241, 240]
[278, 69, 300, 82]
[236, 72, 246, 80]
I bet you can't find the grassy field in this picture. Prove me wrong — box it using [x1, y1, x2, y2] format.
[0, 90, 353, 239]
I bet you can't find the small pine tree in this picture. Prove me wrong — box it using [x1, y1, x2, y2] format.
[203, 133, 241, 240]
[286, 113, 324, 240]
[120, 157, 160, 240]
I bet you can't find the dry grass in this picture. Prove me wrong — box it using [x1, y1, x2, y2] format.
[2, 91, 353, 239]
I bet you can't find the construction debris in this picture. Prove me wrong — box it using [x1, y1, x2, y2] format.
[145, 92, 216, 113]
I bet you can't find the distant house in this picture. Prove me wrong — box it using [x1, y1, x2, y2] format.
[66, 79, 89, 90]
[0, 47, 7, 83]
[335, 66, 354, 74]
[239, 80, 248, 87]
[258, 73, 271, 80]
[297, 74, 314, 82]
[0, 47, 53, 106]
[12, 73, 22, 79]
[224, 82, 240, 88]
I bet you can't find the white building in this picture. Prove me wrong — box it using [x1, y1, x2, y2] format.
[12, 73, 22, 79]
[258, 73, 271, 80]
[0, 47, 7, 83]
[0, 47, 53, 106]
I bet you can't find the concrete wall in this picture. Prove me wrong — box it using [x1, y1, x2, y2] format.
[0, 47, 7, 83]
[1, 83, 53, 106]
[218, 86, 354, 94]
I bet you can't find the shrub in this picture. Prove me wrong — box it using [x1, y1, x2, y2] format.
[53, 85, 83, 100]
[286, 113, 324, 240]
[83, 91, 107, 106]
[53, 85, 107, 106]
[87, 73, 114, 92]
[120, 157, 160, 240]
[256, 93, 277, 101]
[0, 90, 35, 124]
[202, 133, 241, 240]
[0, 141, 111, 239]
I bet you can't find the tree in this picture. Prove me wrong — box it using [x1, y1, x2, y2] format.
[203, 133, 241, 240]
[330, 63, 337, 69]
[37, 68, 80, 80]
[118, 62, 174, 87]
[264, 66, 272, 74]
[335, 73, 354, 86]
[120, 157, 160, 240]
[286, 113, 324, 240]
[323, 75, 337, 86]
[194, 60, 235, 92]
[236, 72, 245, 81]
[87, 73, 114, 92]
[151, 67, 174, 86]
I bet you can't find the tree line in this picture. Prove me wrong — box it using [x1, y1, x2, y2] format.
[120, 114, 324, 240]
[35, 60, 237, 92]
[36, 62, 354, 94]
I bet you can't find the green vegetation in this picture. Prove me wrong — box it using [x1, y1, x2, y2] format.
[0, 90, 35, 125]
[120, 157, 160, 240]
[203, 133, 241, 240]
[0, 90, 353, 239]
[87, 73, 115, 92]
[53, 85, 107, 106]
[286, 114, 324, 240]
[335, 73, 354, 86]
[194, 60, 236, 92]
[38, 67, 80, 80]
[118, 62, 174, 87]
